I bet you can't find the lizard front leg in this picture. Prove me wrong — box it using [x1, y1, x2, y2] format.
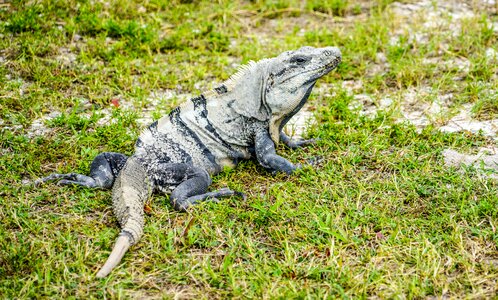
[255, 129, 298, 175]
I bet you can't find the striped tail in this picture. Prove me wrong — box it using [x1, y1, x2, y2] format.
[96, 156, 152, 278]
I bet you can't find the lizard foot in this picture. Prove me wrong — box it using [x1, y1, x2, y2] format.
[172, 187, 246, 211]
[33, 173, 98, 188]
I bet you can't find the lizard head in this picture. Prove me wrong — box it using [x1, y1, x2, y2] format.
[265, 46, 341, 143]
[224, 46, 341, 143]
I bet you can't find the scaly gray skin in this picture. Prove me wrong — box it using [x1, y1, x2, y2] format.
[36, 46, 342, 278]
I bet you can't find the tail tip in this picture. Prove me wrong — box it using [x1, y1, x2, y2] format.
[94, 234, 132, 279]
[95, 269, 109, 279]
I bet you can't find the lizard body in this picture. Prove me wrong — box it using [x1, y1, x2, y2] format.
[37, 46, 342, 277]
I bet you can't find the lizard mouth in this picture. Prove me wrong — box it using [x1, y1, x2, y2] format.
[302, 59, 341, 85]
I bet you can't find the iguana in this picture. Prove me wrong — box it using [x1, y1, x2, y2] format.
[37, 46, 342, 278]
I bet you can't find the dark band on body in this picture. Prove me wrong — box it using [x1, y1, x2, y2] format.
[169, 107, 218, 167]
[214, 84, 228, 94]
[191, 95, 241, 163]
[136, 122, 193, 165]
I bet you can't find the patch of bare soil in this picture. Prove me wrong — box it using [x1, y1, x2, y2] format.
[443, 147, 498, 179]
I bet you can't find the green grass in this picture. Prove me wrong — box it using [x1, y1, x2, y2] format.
[1, 0, 497, 298]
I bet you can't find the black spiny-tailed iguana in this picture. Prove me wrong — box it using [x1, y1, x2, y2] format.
[37, 46, 342, 278]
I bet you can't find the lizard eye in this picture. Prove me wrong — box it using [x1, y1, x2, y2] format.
[290, 55, 309, 65]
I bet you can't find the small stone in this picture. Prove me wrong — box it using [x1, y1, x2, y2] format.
[376, 52, 387, 64]
[379, 97, 393, 108]
[353, 94, 373, 104]
[442, 148, 498, 178]
[486, 48, 497, 61]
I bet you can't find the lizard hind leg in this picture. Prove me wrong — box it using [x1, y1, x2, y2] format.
[168, 166, 245, 212]
[35, 152, 128, 189]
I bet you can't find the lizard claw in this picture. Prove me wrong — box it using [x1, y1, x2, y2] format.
[285, 138, 321, 149]
[215, 188, 246, 200]
[234, 191, 247, 201]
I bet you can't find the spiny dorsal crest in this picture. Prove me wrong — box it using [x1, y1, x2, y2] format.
[204, 58, 271, 98]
